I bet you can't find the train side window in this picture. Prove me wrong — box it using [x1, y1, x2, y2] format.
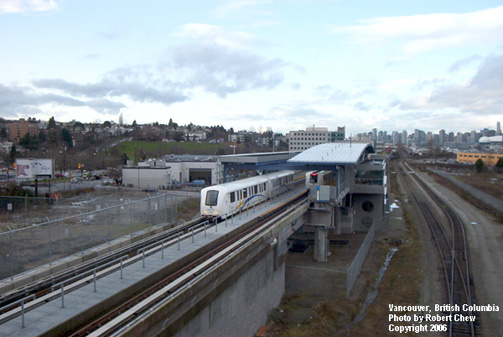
[230, 192, 235, 203]
[254, 185, 258, 194]
[264, 183, 267, 191]
[243, 188, 248, 198]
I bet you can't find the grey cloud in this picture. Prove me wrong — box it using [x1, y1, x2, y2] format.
[171, 43, 286, 97]
[8, 39, 288, 116]
[401, 53, 503, 115]
[33, 78, 187, 105]
[1, 83, 126, 116]
[448, 55, 481, 72]
[354, 101, 372, 111]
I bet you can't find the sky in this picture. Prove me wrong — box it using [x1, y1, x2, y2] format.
[1, 0, 502, 136]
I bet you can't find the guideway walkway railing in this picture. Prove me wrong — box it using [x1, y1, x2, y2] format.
[0, 183, 306, 336]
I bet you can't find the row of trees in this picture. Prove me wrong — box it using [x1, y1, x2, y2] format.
[475, 158, 503, 173]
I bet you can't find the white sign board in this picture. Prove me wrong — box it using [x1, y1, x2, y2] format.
[16, 158, 54, 179]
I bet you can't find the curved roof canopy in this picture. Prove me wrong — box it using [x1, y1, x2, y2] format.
[288, 142, 374, 165]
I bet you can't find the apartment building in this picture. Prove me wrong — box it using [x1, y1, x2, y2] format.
[8, 118, 39, 143]
[288, 126, 345, 151]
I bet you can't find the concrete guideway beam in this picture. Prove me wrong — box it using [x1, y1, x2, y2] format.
[117, 201, 309, 336]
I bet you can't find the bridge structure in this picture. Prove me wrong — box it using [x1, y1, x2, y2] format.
[0, 142, 390, 337]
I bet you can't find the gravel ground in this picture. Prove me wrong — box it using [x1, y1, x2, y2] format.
[418, 171, 503, 336]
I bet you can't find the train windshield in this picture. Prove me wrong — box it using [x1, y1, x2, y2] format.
[205, 190, 219, 206]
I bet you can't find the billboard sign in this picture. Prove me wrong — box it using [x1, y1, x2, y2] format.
[16, 158, 54, 179]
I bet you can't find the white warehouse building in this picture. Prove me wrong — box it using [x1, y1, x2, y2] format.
[122, 157, 223, 189]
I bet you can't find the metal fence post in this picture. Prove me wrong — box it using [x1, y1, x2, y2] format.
[147, 197, 151, 227]
[107, 205, 111, 243]
[8, 225, 13, 282]
[61, 284, 65, 308]
[130, 202, 134, 238]
[93, 269, 97, 293]
[21, 300, 26, 328]
[48, 220, 52, 266]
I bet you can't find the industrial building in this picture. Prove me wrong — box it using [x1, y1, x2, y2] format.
[122, 156, 223, 189]
[457, 152, 503, 166]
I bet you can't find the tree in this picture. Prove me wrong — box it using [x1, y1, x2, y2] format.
[9, 144, 16, 164]
[61, 128, 73, 148]
[73, 121, 85, 131]
[19, 133, 39, 150]
[475, 158, 485, 173]
[38, 130, 47, 143]
[132, 120, 137, 128]
[103, 121, 112, 128]
[47, 116, 56, 129]
[496, 158, 503, 173]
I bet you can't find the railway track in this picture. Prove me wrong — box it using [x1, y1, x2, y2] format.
[398, 161, 477, 336]
[0, 215, 204, 318]
[83, 193, 308, 336]
[0, 182, 307, 335]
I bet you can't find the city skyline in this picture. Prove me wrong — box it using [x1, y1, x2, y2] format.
[1, 1, 502, 136]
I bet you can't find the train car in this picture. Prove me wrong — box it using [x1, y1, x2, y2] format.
[305, 170, 335, 189]
[201, 170, 295, 218]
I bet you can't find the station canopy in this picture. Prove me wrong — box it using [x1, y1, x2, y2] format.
[287, 142, 374, 168]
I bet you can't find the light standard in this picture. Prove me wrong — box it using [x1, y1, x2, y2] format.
[230, 145, 236, 155]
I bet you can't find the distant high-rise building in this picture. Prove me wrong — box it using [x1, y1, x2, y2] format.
[497, 121, 501, 135]
[439, 129, 446, 145]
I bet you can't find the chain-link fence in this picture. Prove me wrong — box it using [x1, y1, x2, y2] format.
[0, 192, 190, 281]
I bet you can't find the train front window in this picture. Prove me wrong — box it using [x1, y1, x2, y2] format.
[205, 190, 219, 206]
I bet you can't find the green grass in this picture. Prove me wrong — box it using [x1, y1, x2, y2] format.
[117, 141, 229, 160]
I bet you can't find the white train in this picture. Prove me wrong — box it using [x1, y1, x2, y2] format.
[201, 170, 295, 218]
[305, 170, 335, 188]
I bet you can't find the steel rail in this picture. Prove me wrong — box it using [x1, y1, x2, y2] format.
[68, 191, 308, 336]
[399, 161, 476, 336]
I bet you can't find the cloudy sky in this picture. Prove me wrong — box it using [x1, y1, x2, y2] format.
[1, 0, 502, 136]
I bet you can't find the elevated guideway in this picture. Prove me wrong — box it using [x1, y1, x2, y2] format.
[0, 184, 308, 337]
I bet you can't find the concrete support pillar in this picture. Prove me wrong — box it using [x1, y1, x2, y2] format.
[314, 226, 328, 262]
[334, 209, 342, 235]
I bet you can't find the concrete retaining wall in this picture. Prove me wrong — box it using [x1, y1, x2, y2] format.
[174, 249, 285, 337]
